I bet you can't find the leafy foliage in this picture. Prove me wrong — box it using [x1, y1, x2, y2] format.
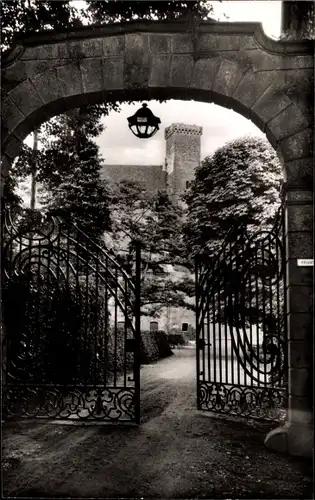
[106, 179, 192, 316]
[86, 1, 214, 24]
[184, 136, 283, 257]
[1, 0, 81, 51]
[1, 0, 215, 53]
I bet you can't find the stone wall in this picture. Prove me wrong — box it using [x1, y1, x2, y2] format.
[101, 163, 166, 192]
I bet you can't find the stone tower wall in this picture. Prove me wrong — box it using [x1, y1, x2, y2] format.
[164, 123, 203, 202]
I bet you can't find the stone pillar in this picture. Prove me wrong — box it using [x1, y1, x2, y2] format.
[265, 183, 313, 457]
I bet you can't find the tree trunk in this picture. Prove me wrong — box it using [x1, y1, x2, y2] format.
[281, 1, 314, 40]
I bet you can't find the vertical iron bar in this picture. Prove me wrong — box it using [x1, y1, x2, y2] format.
[262, 240, 267, 386]
[114, 265, 118, 387]
[124, 278, 128, 387]
[195, 258, 201, 409]
[134, 241, 141, 424]
[223, 248, 228, 385]
[207, 294, 210, 384]
[218, 270, 222, 386]
[104, 255, 108, 387]
[212, 272, 216, 384]
[94, 251, 99, 386]
[230, 242, 235, 387]
[282, 201, 288, 402]
[254, 240, 260, 387]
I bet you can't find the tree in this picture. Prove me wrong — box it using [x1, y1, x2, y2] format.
[86, 1, 215, 24]
[35, 105, 117, 241]
[1, 1, 82, 52]
[1, 0, 215, 53]
[106, 179, 192, 317]
[184, 136, 283, 257]
[281, 1, 314, 40]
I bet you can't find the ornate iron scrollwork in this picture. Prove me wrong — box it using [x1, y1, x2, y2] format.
[196, 205, 287, 422]
[1, 207, 141, 423]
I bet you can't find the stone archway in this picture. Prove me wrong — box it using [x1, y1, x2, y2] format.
[1, 19, 313, 457]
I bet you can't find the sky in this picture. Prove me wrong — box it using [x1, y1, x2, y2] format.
[24, 1, 282, 167]
[95, 1, 282, 166]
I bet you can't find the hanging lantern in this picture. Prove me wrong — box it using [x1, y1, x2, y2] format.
[127, 103, 161, 139]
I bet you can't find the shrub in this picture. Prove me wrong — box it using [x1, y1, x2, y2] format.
[140, 330, 173, 364]
[166, 333, 188, 347]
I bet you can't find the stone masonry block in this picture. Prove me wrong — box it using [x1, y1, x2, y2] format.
[286, 231, 313, 258]
[32, 68, 65, 104]
[124, 34, 149, 88]
[172, 34, 193, 53]
[7, 79, 43, 118]
[191, 58, 220, 90]
[288, 313, 313, 341]
[268, 103, 309, 142]
[1, 97, 25, 134]
[81, 38, 103, 58]
[286, 202, 313, 233]
[103, 57, 124, 90]
[245, 50, 312, 72]
[233, 70, 275, 108]
[103, 35, 125, 56]
[21, 44, 59, 60]
[283, 158, 313, 185]
[3, 133, 23, 159]
[286, 190, 313, 203]
[1, 124, 9, 144]
[212, 59, 244, 97]
[252, 86, 291, 123]
[149, 55, 171, 87]
[286, 259, 314, 287]
[287, 285, 313, 314]
[198, 34, 219, 51]
[288, 340, 312, 369]
[170, 55, 194, 87]
[2, 61, 28, 86]
[149, 34, 171, 54]
[215, 35, 242, 51]
[288, 397, 313, 425]
[80, 58, 104, 94]
[288, 367, 311, 398]
[1, 157, 10, 178]
[57, 63, 84, 98]
[280, 128, 313, 162]
[239, 36, 258, 50]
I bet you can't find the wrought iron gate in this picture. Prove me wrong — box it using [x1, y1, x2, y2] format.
[195, 208, 287, 421]
[1, 207, 141, 423]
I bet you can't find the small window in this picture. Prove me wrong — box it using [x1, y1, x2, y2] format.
[182, 323, 188, 332]
[186, 181, 190, 189]
[150, 321, 159, 331]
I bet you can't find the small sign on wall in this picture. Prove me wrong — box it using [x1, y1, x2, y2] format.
[297, 259, 314, 267]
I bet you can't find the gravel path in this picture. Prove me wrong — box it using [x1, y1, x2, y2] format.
[2, 348, 312, 499]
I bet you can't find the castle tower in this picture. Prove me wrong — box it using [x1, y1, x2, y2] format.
[164, 123, 203, 203]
